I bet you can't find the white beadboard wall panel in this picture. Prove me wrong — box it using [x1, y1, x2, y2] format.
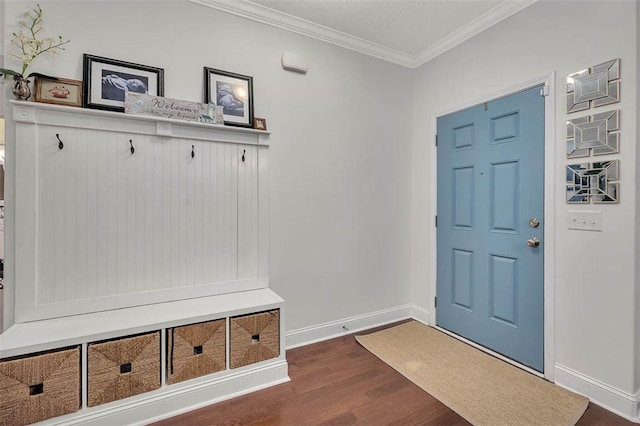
[142, 133, 156, 293]
[191, 140, 205, 286]
[36, 132, 244, 303]
[257, 146, 269, 281]
[12, 102, 270, 322]
[13, 109, 38, 317]
[238, 145, 259, 280]
[35, 127, 56, 305]
[216, 142, 239, 282]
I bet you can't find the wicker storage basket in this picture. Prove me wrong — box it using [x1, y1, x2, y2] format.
[0, 346, 81, 425]
[87, 331, 160, 407]
[167, 319, 226, 384]
[230, 309, 280, 369]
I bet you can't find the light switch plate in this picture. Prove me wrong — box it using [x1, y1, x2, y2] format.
[567, 211, 603, 231]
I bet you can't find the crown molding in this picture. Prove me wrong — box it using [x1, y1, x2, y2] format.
[191, 0, 415, 67]
[190, 0, 537, 69]
[413, 0, 538, 67]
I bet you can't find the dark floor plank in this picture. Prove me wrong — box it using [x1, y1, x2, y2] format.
[577, 403, 637, 426]
[154, 322, 635, 426]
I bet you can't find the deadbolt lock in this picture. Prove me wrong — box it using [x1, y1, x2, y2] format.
[529, 218, 540, 228]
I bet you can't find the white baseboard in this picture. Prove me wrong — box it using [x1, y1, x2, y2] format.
[409, 304, 430, 325]
[554, 363, 639, 423]
[46, 360, 289, 426]
[285, 304, 429, 349]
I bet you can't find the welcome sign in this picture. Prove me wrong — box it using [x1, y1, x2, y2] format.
[125, 92, 216, 124]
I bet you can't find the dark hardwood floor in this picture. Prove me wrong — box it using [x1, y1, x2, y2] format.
[155, 322, 636, 425]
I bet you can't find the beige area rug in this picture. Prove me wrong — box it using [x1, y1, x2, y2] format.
[356, 321, 588, 426]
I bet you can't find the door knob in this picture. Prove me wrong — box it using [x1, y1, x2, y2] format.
[527, 237, 540, 248]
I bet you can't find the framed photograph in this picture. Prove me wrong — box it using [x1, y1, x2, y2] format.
[254, 117, 267, 131]
[34, 77, 82, 107]
[204, 67, 254, 128]
[83, 54, 164, 112]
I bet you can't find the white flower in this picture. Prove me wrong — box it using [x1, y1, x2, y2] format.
[3, 4, 70, 77]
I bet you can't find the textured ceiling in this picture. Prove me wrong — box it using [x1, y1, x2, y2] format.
[192, 0, 537, 67]
[248, 0, 504, 55]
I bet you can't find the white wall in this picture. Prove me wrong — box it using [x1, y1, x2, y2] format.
[1, 0, 5, 117]
[2, 0, 414, 332]
[635, 1, 640, 403]
[411, 0, 638, 414]
[0, 0, 6, 334]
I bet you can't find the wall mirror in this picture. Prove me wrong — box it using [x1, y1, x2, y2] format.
[566, 110, 619, 158]
[566, 160, 619, 204]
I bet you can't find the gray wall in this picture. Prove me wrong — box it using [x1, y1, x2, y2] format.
[635, 0, 640, 399]
[2, 0, 414, 333]
[411, 0, 638, 405]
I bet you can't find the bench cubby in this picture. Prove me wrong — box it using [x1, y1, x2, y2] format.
[88, 331, 161, 407]
[0, 346, 81, 425]
[166, 318, 226, 385]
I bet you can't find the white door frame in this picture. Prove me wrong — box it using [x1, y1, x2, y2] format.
[429, 72, 556, 381]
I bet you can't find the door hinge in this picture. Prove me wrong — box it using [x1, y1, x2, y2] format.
[434, 297, 437, 308]
[435, 134, 438, 147]
[540, 85, 549, 97]
[435, 215, 438, 227]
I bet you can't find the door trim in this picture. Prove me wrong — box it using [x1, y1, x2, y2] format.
[429, 72, 556, 381]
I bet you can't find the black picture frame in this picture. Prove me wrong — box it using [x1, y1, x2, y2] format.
[204, 67, 254, 128]
[83, 54, 164, 112]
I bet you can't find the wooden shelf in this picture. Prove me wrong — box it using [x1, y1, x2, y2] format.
[10, 100, 270, 146]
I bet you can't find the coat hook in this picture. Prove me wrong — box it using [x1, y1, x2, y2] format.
[242, 149, 246, 162]
[191, 145, 195, 158]
[56, 133, 64, 150]
[129, 139, 135, 155]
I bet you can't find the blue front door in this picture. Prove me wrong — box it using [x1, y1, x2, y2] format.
[436, 86, 545, 372]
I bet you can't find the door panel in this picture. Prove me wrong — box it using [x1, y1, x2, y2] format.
[490, 161, 519, 232]
[437, 85, 545, 372]
[452, 249, 473, 310]
[453, 166, 475, 228]
[489, 254, 518, 326]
